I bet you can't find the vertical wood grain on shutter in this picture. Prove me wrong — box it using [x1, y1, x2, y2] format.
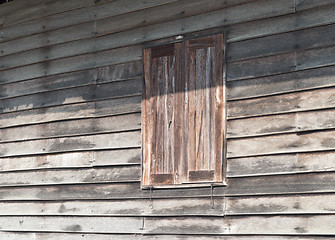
[186, 35, 224, 183]
[143, 44, 176, 185]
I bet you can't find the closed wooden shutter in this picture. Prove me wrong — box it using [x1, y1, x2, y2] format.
[142, 34, 225, 187]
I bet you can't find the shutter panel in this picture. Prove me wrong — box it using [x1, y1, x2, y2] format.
[184, 34, 224, 183]
[143, 44, 178, 186]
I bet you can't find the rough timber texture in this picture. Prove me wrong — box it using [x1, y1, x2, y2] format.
[0, 0, 335, 238]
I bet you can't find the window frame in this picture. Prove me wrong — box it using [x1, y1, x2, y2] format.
[141, 32, 227, 189]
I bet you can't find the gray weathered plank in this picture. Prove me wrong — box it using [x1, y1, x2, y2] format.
[227, 65, 335, 100]
[0, 149, 141, 172]
[227, 108, 335, 138]
[0, 45, 142, 84]
[227, 151, 335, 177]
[227, 4, 335, 42]
[0, 113, 141, 143]
[296, 0, 335, 11]
[0, 172, 333, 200]
[0, 79, 141, 114]
[3, 0, 94, 27]
[144, 215, 335, 235]
[226, 193, 335, 215]
[228, 130, 335, 158]
[0, 166, 140, 187]
[228, 87, 335, 118]
[0, 198, 224, 216]
[0, 233, 332, 240]
[0, 95, 141, 129]
[0, 131, 141, 158]
[227, 23, 335, 62]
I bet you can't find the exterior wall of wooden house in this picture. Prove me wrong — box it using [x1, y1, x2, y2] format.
[0, 0, 335, 238]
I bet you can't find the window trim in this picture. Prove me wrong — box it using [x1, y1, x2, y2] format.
[141, 31, 227, 189]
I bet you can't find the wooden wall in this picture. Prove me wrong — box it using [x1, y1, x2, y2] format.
[0, 0, 335, 238]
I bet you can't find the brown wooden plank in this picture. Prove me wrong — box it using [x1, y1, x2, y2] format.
[226, 193, 335, 215]
[227, 108, 335, 138]
[0, 149, 141, 172]
[228, 87, 335, 119]
[228, 151, 335, 177]
[228, 129, 335, 158]
[0, 131, 141, 158]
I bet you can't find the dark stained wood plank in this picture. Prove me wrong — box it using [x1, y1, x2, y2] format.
[227, 151, 335, 177]
[0, 131, 141, 158]
[228, 130, 335, 158]
[228, 87, 335, 119]
[0, 79, 141, 114]
[227, 4, 335, 42]
[0, 95, 141, 129]
[226, 193, 335, 215]
[227, 108, 335, 138]
[0, 149, 141, 172]
[227, 65, 335, 100]
[227, 23, 335, 62]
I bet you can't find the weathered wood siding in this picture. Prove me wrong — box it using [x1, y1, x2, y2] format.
[0, 0, 334, 238]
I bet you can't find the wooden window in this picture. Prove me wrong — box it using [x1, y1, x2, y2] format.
[142, 34, 226, 187]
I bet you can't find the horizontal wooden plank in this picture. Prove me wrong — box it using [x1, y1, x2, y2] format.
[0, 198, 224, 216]
[145, 215, 335, 235]
[297, 45, 335, 71]
[0, 0, 51, 18]
[0, 0, 178, 43]
[3, 0, 94, 27]
[0, 0, 293, 74]
[0, 131, 141, 158]
[296, 0, 335, 11]
[227, 4, 335, 42]
[227, 151, 335, 177]
[0, 45, 142, 84]
[227, 23, 335, 62]
[0, 79, 141, 114]
[0, 95, 141, 129]
[226, 193, 335, 215]
[228, 87, 335, 118]
[0, 61, 142, 99]
[0, 233, 332, 240]
[0, 172, 333, 200]
[0, 149, 141, 172]
[227, 65, 335, 100]
[0, 166, 140, 187]
[0, 216, 143, 233]
[96, 0, 256, 36]
[227, 108, 335, 138]
[228, 130, 335, 158]
[0, 113, 141, 143]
